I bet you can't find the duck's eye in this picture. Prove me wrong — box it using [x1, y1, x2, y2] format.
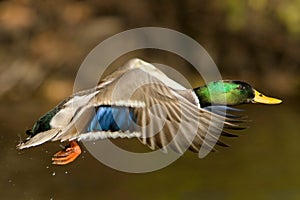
[259, 93, 263, 97]
[238, 85, 246, 90]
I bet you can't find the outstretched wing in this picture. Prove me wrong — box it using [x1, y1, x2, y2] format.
[18, 59, 244, 154]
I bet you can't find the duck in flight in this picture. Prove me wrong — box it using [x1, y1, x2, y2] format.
[17, 58, 282, 165]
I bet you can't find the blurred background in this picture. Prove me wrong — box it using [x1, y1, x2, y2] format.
[0, 0, 299, 199]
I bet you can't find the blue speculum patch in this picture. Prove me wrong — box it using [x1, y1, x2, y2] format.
[87, 106, 137, 132]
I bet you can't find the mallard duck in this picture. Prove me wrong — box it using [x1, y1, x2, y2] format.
[18, 58, 282, 165]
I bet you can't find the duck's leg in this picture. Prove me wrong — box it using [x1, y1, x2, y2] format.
[52, 140, 81, 165]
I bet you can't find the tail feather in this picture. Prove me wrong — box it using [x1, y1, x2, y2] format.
[17, 128, 60, 149]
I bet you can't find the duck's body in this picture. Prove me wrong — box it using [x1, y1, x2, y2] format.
[18, 59, 282, 165]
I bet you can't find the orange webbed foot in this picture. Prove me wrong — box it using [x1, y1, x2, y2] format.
[52, 140, 81, 165]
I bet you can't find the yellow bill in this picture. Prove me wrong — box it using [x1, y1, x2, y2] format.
[252, 89, 282, 104]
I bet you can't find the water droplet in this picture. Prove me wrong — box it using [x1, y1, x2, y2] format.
[46, 166, 49, 169]
[65, 171, 68, 174]
[52, 172, 56, 176]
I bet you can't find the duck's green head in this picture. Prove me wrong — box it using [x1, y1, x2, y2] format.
[194, 80, 282, 107]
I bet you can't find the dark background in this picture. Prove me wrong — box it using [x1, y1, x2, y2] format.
[0, 0, 299, 199]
